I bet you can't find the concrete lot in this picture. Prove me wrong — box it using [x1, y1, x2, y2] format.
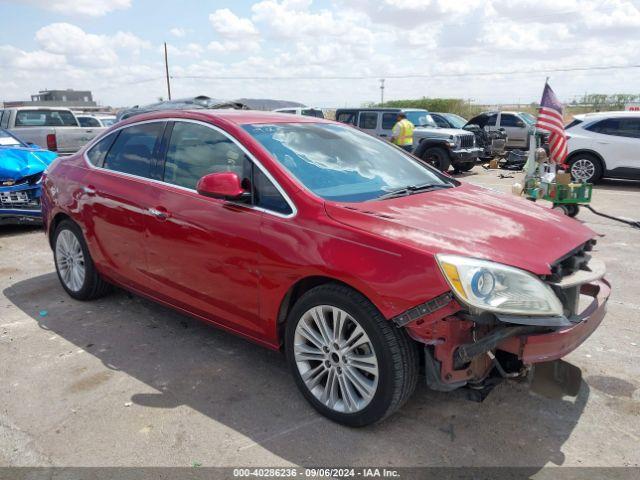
[1, 167, 639, 469]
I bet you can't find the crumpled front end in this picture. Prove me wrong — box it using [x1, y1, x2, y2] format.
[396, 240, 610, 396]
[0, 147, 57, 225]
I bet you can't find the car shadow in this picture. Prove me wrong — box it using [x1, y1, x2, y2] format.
[594, 178, 640, 193]
[4, 272, 590, 468]
[0, 224, 42, 238]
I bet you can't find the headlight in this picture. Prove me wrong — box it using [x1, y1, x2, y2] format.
[436, 254, 563, 316]
[447, 136, 461, 148]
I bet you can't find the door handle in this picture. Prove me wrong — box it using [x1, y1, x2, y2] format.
[148, 207, 169, 220]
[83, 185, 96, 195]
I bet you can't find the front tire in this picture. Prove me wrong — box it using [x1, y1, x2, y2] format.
[285, 284, 418, 427]
[422, 147, 451, 172]
[454, 162, 475, 173]
[568, 154, 602, 183]
[53, 219, 111, 300]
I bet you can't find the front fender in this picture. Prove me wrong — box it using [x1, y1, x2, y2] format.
[413, 138, 452, 158]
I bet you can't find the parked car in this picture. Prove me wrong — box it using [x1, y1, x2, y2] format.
[429, 112, 468, 129]
[42, 110, 609, 426]
[76, 114, 117, 128]
[0, 128, 57, 225]
[565, 111, 640, 183]
[0, 107, 104, 155]
[466, 111, 538, 149]
[117, 96, 248, 121]
[335, 108, 482, 172]
[273, 107, 324, 118]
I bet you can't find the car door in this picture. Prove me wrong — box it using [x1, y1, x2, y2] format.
[358, 111, 381, 138]
[80, 121, 166, 290]
[381, 112, 397, 138]
[142, 120, 268, 337]
[499, 113, 527, 148]
[585, 117, 640, 173]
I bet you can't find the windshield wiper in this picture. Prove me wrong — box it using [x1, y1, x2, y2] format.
[377, 183, 453, 200]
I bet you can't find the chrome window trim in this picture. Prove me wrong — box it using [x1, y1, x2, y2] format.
[83, 117, 297, 219]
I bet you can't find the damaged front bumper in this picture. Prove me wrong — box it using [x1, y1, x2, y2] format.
[498, 279, 610, 363]
[406, 277, 610, 393]
[0, 182, 43, 225]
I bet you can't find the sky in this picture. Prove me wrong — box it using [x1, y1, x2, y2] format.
[0, 0, 638, 108]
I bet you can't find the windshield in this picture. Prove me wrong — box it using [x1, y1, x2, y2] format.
[520, 112, 537, 126]
[100, 118, 117, 127]
[243, 123, 449, 202]
[0, 130, 23, 147]
[442, 113, 467, 129]
[404, 111, 435, 127]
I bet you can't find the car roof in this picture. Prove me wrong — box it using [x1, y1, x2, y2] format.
[581, 110, 639, 118]
[119, 109, 334, 126]
[334, 108, 428, 112]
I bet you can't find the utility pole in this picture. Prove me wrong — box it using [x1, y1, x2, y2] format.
[164, 42, 172, 100]
[379, 79, 385, 106]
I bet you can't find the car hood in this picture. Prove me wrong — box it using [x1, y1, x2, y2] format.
[414, 127, 470, 137]
[0, 147, 57, 182]
[324, 183, 596, 275]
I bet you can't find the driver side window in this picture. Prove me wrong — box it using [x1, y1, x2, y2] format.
[163, 122, 252, 190]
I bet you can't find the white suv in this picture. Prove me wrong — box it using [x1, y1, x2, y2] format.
[566, 111, 640, 183]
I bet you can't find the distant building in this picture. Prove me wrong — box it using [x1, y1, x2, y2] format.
[3, 89, 99, 109]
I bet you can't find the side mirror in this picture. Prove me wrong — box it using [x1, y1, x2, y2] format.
[196, 172, 247, 200]
[516, 121, 525, 128]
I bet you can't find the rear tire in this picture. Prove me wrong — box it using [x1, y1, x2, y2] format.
[568, 154, 602, 183]
[422, 147, 451, 172]
[53, 219, 111, 301]
[285, 284, 418, 427]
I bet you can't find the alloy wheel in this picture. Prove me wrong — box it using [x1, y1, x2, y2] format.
[293, 305, 379, 414]
[571, 158, 595, 182]
[55, 229, 86, 292]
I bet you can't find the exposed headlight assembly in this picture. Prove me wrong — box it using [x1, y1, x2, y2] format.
[436, 254, 563, 316]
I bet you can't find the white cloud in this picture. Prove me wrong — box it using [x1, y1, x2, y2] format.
[209, 8, 259, 38]
[20, 0, 131, 16]
[34, 23, 150, 67]
[0, 0, 639, 108]
[170, 27, 187, 38]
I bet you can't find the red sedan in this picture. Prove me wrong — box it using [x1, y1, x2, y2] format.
[41, 110, 609, 426]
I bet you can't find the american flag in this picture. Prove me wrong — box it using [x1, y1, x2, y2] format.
[535, 83, 568, 165]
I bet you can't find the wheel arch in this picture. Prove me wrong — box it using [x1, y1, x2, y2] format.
[276, 275, 377, 347]
[413, 138, 451, 159]
[48, 212, 73, 249]
[566, 149, 605, 169]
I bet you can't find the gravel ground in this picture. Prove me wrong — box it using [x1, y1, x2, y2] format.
[1, 166, 638, 470]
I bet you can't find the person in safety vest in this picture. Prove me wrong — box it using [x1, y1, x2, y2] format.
[390, 112, 415, 152]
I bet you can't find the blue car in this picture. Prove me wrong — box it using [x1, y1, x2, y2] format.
[0, 129, 57, 225]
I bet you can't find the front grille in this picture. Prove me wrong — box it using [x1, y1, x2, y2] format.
[547, 240, 596, 283]
[546, 240, 597, 317]
[0, 190, 40, 210]
[459, 134, 474, 148]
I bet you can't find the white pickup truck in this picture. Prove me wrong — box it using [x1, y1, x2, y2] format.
[0, 107, 105, 155]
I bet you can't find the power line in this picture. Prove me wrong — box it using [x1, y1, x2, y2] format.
[170, 63, 640, 81]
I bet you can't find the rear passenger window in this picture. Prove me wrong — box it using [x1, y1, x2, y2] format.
[103, 122, 163, 178]
[336, 112, 357, 125]
[500, 114, 521, 127]
[359, 112, 378, 130]
[163, 122, 252, 190]
[381, 113, 397, 129]
[253, 167, 292, 215]
[86, 132, 117, 167]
